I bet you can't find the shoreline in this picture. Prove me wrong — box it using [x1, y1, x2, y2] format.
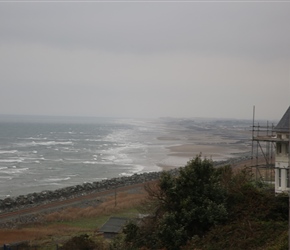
[0, 117, 252, 199]
[0, 152, 252, 215]
[0, 124, 253, 216]
[0, 153, 257, 228]
[157, 140, 251, 171]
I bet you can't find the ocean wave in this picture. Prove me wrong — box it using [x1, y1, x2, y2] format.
[85, 139, 103, 142]
[0, 158, 24, 163]
[0, 150, 18, 154]
[67, 174, 79, 177]
[0, 176, 13, 179]
[16, 141, 73, 147]
[115, 155, 133, 164]
[92, 177, 107, 180]
[39, 182, 62, 186]
[133, 164, 145, 173]
[49, 159, 64, 162]
[0, 117, 175, 197]
[101, 155, 117, 162]
[21, 137, 48, 140]
[25, 157, 46, 161]
[0, 167, 29, 174]
[43, 177, 71, 182]
[35, 141, 73, 146]
[119, 172, 132, 177]
[83, 161, 99, 165]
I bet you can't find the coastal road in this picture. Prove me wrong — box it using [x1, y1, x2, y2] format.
[0, 156, 266, 227]
[0, 181, 153, 226]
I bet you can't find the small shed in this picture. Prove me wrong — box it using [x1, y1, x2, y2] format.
[99, 217, 129, 239]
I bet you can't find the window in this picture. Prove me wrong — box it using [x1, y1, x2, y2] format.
[278, 169, 281, 187]
[287, 169, 290, 188]
[277, 143, 282, 154]
[286, 144, 289, 154]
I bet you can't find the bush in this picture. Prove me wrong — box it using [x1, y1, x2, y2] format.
[59, 234, 97, 250]
[124, 156, 228, 250]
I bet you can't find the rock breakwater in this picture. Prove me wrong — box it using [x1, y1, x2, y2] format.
[0, 171, 174, 213]
[0, 153, 251, 214]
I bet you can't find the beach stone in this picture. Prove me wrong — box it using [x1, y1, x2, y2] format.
[0, 154, 252, 213]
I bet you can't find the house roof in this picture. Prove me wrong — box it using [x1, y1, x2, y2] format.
[99, 217, 129, 234]
[274, 106, 290, 133]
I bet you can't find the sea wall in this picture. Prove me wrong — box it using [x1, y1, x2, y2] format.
[0, 170, 178, 213]
[0, 154, 252, 213]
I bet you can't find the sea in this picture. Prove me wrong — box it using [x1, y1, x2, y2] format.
[0, 115, 252, 199]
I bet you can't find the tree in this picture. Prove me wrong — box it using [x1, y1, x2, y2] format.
[124, 156, 228, 250]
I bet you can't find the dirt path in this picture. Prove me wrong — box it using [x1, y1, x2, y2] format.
[0, 156, 264, 227]
[0, 156, 272, 245]
[0, 181, 153, 227]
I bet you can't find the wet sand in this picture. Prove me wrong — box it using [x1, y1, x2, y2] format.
[155, 119, 252, 170]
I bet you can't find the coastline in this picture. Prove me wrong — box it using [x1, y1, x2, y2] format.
[0, 117, 254, 217]
[156, 141, 250, 171]
[0, 116, 252, 199]
[0, 152, 252, 214]
[0, 152, 256, 228]
[154, 118, 252, 171]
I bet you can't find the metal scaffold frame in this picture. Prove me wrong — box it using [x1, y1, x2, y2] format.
[251, 106, 276, 183]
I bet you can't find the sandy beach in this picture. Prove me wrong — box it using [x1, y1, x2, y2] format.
[157, 143, 249, 170]
[155, 119, 252, 170]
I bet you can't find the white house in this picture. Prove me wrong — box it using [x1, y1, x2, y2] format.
[274, 106, 290, 193]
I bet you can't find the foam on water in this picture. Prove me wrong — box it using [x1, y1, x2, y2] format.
[22, 137, 48, 140]
[16, 140, 73, 147]
[0, 167, 29, 174]
[119, 172, 131, 177]
[0, 117, 188, 197]
[0, 176, 13, 180]
[0, 150, 18, 154]
[0, 158, 24, 163]
[83, 161, 99, 164]
[42, 177, 71, 182]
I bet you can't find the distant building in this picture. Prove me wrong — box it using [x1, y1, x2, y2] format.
[273, 106, 290, 193]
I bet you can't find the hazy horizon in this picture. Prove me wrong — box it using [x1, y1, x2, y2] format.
[0, 111, 280, 123]
[1, 1, 289, 120]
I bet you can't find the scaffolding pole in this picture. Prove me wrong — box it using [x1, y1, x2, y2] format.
[251, 107, 276, 185]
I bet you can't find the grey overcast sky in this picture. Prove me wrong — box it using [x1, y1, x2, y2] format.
[0, 1, 289, 120]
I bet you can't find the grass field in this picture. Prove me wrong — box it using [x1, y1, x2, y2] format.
[0, 186, 150, 247]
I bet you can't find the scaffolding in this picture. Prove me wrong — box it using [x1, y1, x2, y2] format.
[251, 107, 276, 183]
